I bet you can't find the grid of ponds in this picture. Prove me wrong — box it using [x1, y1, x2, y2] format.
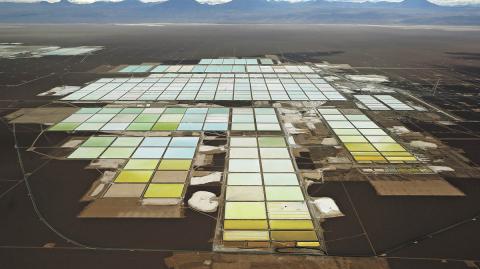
[198, 58, 274, 65]
[68, 136, 199, 200]
[33, 57, 409, 252]
[219, 136, 320, 249]
[354, 95, 390, 110]
[61, 74, 345, 101]
[317, 108, 417, 163]
[146, 65, 315, 74]
[355, 95, 414, 111]
[119, 65, 155, 73]
[374, 95, 414, 110]
[48, 107, 281, 132]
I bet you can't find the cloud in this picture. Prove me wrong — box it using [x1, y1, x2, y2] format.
[196, 0, 231, 4]
[429, 0, 480, 4]
[0, 0, 478, 6]
[70, 0, 121, 4]
[278, 0, 480, 4]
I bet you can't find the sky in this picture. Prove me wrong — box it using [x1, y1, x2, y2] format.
[205, 0, 480, 5]
[0, 0, 478, 6]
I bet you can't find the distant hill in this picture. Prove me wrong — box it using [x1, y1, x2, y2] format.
[0, 0, 479, 25]
[400, 0, 439, 8]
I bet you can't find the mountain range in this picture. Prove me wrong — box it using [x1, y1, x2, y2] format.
[1, 0, 479, 25]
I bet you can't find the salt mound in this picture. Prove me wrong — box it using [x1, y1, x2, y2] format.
[321, 137, 338, 146]
[188, 191, 218, 213]
[198, 145, 225, 153]
[190, 172, 222, 185]
[313, 197, 344, 218]
[346, 75, 389, 83]
[410, 140, 438, 150]
[389, 126, 410, 135]
[428, 166, 455, 173]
